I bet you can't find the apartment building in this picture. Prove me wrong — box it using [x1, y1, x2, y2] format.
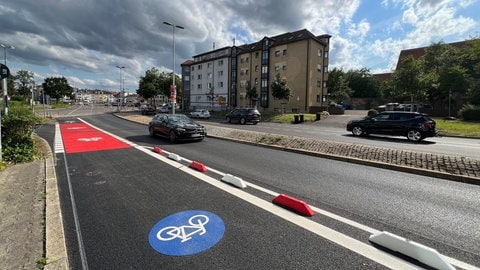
[183, 29, 331, 113]
[184, 48, 231, 111]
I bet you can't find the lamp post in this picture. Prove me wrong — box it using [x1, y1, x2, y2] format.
[163, 21, 184, 115]
[1, 43, 14, 116]
[116, 65, 125, 112]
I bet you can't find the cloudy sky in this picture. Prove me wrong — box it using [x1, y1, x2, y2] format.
[1, 0, 478, 93]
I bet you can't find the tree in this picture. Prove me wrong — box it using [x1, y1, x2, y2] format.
[346, 68, 381, 98]
[15, 70, 35, 97]
[270, 73, 292, 101]
[245, 81, 258, 107]
[42, 77, 72, 101]
[326, 67, 352, 104]
[390, 56, 424, 106]
[137, 67, 180, 103]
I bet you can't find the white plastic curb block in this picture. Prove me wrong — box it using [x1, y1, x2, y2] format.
[167, 153, 181, 161]
[221, 174, 247, 189]
[369, 231, 455, 270]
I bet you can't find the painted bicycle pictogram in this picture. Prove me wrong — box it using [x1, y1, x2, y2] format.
[157, 215, 209, 243]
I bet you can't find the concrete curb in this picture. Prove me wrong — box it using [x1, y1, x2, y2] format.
[41, 137, 69, 270]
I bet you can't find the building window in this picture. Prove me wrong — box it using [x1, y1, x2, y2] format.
[191, 66, 195, 71]
[198, 64, 202, 69]
[317, 64, 322, 71]
[255, 65, 259, 72]
[218, 70, 223, 76]
[218, 81, 224, 88]
[325, 51, 328, 58]
[275, 50, 280, 57]
[262, 51, 269, 61]
[197, 84, 202, 89]
[275, 65, 280, 71]
[208, 82, 212, 89]
[282, 65, 287, 71]
[246, 69, 249, 75]
[317, 80, 321, 87]
[219, 60, 224, 65]
[255, 52, 259, 58]
[283, 49, 287, 56]
[318, 49, 322, 57]
[197, 74, 202, 80]
[246, 57, 249, 62]
[184, 75, 190, 81]
[262, 66, 268, 74]
[261, 79, 268, 87]
[255, 78, 258, 85]
[207, 63, 212, 68]
[317, 95, 321, 102]
[241, 58, 245, 63]
[324, 66, 328, 73]
[240, 70, 245, 76]
[323, 81, 327, 88]
[208, 73, 212, 79]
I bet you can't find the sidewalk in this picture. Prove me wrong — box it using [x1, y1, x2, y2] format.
[0, 138, 68, 270]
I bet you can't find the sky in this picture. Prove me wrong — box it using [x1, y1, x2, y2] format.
[0, 0, 478, 93]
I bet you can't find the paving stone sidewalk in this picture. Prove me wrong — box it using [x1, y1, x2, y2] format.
[0, 160, 45, 270]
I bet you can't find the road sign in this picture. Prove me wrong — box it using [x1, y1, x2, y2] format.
[170, 84, 176, 103]
[148, 210, 225, 256]
[0, 64, 9, 80]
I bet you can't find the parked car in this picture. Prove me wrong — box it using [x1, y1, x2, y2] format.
[158, 106, 170, 113]
[346, 111, 437, 142]
[189, 109, 210, 119]
[141, 104, 156, 115]
[226, 108, 261, 124]
[148, 114, 206, 143]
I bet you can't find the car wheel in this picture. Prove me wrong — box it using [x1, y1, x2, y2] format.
[351, 126, 364, 136]
[407, 129, 423, 142]
[227, 117, 231, 123]
[240, 117, 246, 125]
[169, 131, 177, 143]
[149, 126, 155, 137]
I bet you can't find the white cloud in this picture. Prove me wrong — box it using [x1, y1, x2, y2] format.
[402, 8, 418, 24]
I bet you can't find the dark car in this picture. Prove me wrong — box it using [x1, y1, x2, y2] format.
[148, 114, 206, 143]
[226, 108, 261, 124]
[141, 104, 157, 115]
[346, 111, 437, 142]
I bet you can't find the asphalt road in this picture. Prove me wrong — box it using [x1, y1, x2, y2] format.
[37, 112, 480, 269]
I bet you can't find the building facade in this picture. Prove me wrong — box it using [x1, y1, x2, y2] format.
[183, 29, 331, 113]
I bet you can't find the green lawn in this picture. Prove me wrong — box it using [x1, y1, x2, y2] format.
[434, 119, 480, 138]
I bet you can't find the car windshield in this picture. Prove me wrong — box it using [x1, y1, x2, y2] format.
[169, 115, 193, 124]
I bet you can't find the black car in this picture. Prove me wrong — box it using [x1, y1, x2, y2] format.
[346, 111, 437, 142]
[148, 114, 206, 143]
[226, 108, 261, 124]
[141, 104, 157, 115]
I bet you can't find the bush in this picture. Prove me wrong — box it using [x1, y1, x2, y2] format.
[367, 109, 378, 117]
[458, 104, 480, 121]
[1, 101, 42, 164]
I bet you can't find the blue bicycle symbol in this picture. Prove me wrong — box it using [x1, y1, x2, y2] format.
[156, 215, 209, 243]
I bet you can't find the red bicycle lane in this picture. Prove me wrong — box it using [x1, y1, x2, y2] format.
[59, 120, 130, 154]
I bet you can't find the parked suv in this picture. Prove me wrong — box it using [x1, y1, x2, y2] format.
[346, 111, 437, 142]
[226, 108, 261, 124]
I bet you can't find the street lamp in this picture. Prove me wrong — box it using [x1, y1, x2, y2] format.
[163, 21, 184, 115]
[116, 65, 125, 112]
[1, 43, 14, 115]
[0, 43, 14, 66]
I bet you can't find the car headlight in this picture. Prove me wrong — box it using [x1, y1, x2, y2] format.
[176, 128, 186, 133]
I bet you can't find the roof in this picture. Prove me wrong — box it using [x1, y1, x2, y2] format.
[395, 40, 471, 70]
